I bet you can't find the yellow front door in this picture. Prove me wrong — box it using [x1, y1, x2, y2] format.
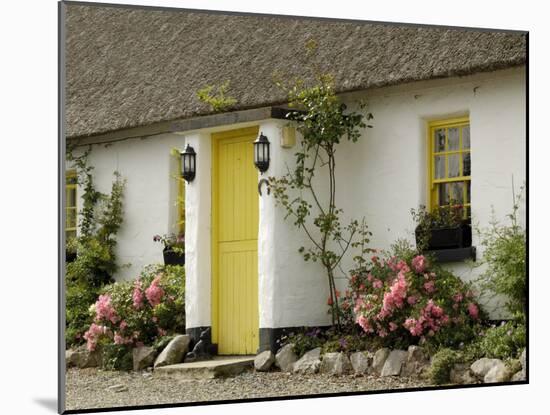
[212, 127, 259, 355]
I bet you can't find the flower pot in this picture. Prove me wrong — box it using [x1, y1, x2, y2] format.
[66, 250, 77, 263]
[163, 248, 185, 266]
[415, 222, 472, 250]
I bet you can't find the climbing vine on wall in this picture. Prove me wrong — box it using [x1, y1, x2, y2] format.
[65, 147, 127, 346]
[269, 47, 374, 330]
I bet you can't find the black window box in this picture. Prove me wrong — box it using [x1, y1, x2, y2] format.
[425, 246, 477, 263]
[66, 250, 77, 263]
[415, 221, 472, 250]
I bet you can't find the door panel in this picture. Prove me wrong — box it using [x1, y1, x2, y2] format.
[212, 127, 259, 355]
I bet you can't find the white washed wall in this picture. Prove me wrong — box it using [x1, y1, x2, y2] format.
[183, 132, 211, 329]
[260, 67, 526, 325]
[72, 133, 187, 281]
[73, 66, 526, 328]
[257, 119, 333, 328]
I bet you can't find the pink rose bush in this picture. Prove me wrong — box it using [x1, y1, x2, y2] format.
[83, 323, 109, 351]
[145, 276, 165, 307]
[95, 294, 119, 324]
[346, 253, 482, 347]
[83, 265, 185, 352]
[132, 280, 144, 310]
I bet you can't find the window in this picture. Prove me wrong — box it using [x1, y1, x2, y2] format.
[428, 117, 471, 218]
[66, 170, 77, 240]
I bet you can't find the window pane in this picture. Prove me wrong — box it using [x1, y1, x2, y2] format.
[67, 188, 76, 207]
[449, 181, 464, 205]
[463, 152, 471, 176]
[66, 230, 77, 240]
[435, 155, 445, 179]
[462, 126, 470, 149]
[434, 129, 445, 152]
[466, 181, 471, 203]
[448, 127, 460, 151]
[448, 154, 460, 177]
[66, 208, 77, 229]
[438, 183, 450, 206]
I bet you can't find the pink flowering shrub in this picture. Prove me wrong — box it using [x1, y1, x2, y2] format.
[83, 323, 109, 352]
[83, 264, 185, 354]
[132, 280, 144, 310]
[95, 294, 119, 324]
[145, 276, 165, 307]
[346, 252, 483, 348]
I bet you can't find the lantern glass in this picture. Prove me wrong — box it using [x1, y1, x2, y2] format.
[253, 133, 270, 173]
[181, 144, 196, 182]
[183, 155, 190, 171]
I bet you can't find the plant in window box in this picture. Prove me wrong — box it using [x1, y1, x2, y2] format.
[66, 236, 78, 263]
[412, 203, 471, 252]
[153, 233, 185, 266]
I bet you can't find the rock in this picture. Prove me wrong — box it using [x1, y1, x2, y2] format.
[470, 358, 504, 379]
[402, 346, 430, 377]
[507, 359, 522, 375]
[510, 356, 525, 381]
[275, 344, 298, 372]
[254, 351, 275, 372]
[520, 348, 526, 372]
[133, 346, 157, 371]
[372, 348, 390, 375]
[381, 349, 407, 377]
[470, 357, 511, 383]
[320, 352, 353, 376]
[154, 335, 190, 368]
[87, 349, 102, 368]
[484, 362, 512, 383]
[66, 346, 102, 368]
[293, 348, 321, 374]
[511, 370, 526, 381]
[462, 370, 478, 384]
[106, 384, 128, 393]
[350, 351, 372, 375]
[449, 363, 470, 384]
[66, 349, 78, 368]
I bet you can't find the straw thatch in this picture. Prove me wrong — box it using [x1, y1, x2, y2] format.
[65, 4, 526, 138]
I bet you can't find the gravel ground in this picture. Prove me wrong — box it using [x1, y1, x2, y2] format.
[65, 368, 430, 410]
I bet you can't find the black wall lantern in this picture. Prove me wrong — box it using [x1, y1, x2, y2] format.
[181, 144, 196, 183]
[253, 132, 270, 174]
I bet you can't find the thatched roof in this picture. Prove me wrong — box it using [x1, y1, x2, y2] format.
[65, 3, 526, 138]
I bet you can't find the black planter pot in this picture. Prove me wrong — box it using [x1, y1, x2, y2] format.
[163, 248, 185, 266]
[415, 222, 472, 250]
[66, 250, 77, 263]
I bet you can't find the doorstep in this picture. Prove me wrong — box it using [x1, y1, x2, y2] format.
[154, 355, 254, 380]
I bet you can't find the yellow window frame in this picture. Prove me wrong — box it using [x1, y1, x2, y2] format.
[427, 117, 471, 215]
[65, 170, 77, 239]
